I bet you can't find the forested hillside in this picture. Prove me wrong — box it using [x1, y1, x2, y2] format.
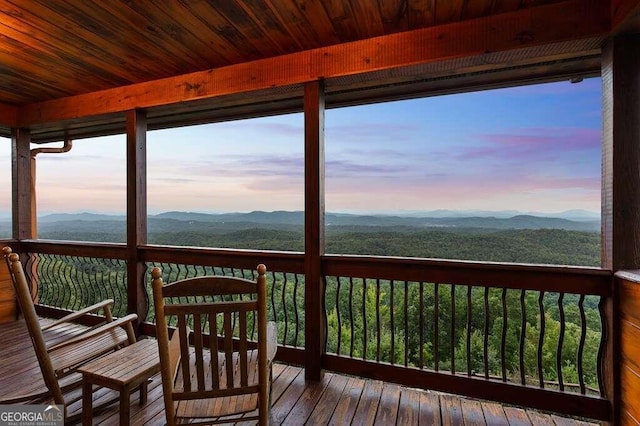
[10, 210, 604, 392]
[15, 210, 600, 266]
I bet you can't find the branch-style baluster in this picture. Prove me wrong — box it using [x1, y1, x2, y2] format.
[404, 280, 409, 367]
[557, 293, 565, 391]
[520, 289, 526, 385]
[451, 284, 456, 374]
[501, 287, 507, 381]
[419, 281, 424, 369]
[390, 280, 395, 365]
[362, 278, 367, 360]
[281, 271, 288, 345]
[596, 296, 606, 396]
[270, 268, 277, 325]
[467, 285, 472, 376]
[44, 253, 60, 306]
[538, 291, 545, 388]
[434, 282, 439, 372]
[577, 294, 586, 394]
[484, 286, 489, 379]
[293, 273, 300, 347]
[24, 253, 39, 302]
[375, 278, 381, 362]
[349, 277, 355, 358]
[63, 256, 74, 309]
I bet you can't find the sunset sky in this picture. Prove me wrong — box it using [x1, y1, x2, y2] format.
[0, 77, 602, 217]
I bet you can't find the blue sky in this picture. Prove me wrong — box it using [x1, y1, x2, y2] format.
[0, 77, 602, 216]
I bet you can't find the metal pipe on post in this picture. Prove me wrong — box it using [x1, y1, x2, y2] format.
[30, 139, 73, 239]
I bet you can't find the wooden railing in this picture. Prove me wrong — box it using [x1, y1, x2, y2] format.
[16, 240, 613, 421]
[322, 255, 611, 420]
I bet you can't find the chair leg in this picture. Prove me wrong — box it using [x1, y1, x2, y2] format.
[82, 378, 93, 426]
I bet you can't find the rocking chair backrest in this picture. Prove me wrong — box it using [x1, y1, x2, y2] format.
[152, 264, 276, 426]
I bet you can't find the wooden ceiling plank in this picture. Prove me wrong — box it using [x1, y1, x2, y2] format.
[266, 0, 341, 49]
[463, 0, 497, 19]
[11, 0, 179, 81]
[377, 0, 409, 33]
[51, 0, 214, 76]
[0, 64, 73, 103]
[0, 1, 145, 85]
[145, 1, 245, 66]
[235, 0, 305, 53]
[407, 0, 436, 28]
[178, 0, 268, 62]
[348, 0, 386, 38]
[287, 0, 341, 46]
[48, 0, 204, 76]
[320, 0, 361, 42]
[262, 0, 327, 50]
[84, 1, 212, 72]
[0, 43, 100, 99]
[0, 16, 132, 88]
[18, 0, 609, 126]
[208, 0, 286, 57]
[435, 0, 465, 24]
[492, 0, 524, 14]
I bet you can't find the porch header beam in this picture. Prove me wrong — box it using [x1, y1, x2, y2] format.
[0, 103, 18, 128]
[18, 0, 609, 127]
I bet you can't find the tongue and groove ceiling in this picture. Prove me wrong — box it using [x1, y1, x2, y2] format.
[0, 0, 636, 141]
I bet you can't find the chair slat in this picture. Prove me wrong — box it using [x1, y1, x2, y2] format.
[209, 315, 220, 390]
[240, 313, 248, 387]
[177, 315, 191, 392]
[193, 314, 205, 390]
[224, 312, 234, 388]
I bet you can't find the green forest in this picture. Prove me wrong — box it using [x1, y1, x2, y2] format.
[20, 211, 604, 394]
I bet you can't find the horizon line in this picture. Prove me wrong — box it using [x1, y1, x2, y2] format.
[0, 208, 601, 218]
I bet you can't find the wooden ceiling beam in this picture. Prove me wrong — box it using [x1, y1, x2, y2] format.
[0, 102, 18, 127]
[18, 0, 610, 127]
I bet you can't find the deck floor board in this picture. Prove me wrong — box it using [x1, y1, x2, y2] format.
[0, 320, 602, 425]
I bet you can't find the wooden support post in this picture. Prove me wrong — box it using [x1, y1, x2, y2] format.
[304, 80, 325, 381]
[601, 33, 640, 425]
[126, 110, 148, 328]
[11, 128, 34, 240]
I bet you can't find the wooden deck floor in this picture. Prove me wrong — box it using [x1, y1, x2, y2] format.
[0, 320, 599, 425]
[78, 364, 598, 426]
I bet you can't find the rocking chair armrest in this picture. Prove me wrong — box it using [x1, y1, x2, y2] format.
[41, 299, 116, 331]
[266, 321, 278, 364]
[47, 313, 138, 351]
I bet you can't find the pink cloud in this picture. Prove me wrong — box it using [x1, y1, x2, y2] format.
[461, 128, 600, 162]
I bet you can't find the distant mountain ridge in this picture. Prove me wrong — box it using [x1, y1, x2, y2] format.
[32, 210, 600, 233]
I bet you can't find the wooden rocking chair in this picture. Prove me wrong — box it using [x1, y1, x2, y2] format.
[152, 264, 277, 425]
[2, 246, 138, 417]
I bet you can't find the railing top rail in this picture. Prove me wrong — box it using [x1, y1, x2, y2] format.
[17, 241, 612, 294]
[141, 244, 305, 273]
[20, 240, 127, 259]
[323, 254, 612, 295]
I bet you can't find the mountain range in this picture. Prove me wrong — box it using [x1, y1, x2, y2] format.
[16, 210, 600, 233]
